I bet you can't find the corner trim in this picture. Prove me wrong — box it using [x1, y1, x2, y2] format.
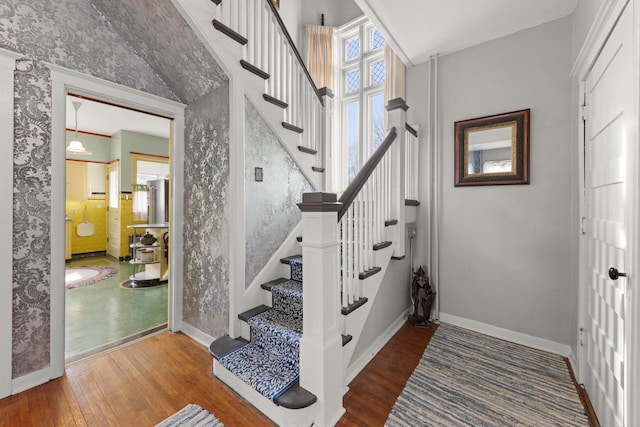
[438, 312, 572, 357]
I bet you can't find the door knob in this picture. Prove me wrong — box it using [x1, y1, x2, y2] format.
[608, 267, 627, 280]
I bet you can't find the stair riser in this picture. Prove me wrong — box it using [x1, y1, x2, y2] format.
[252, 332, 299, 366]
[272, 289, 302, 318]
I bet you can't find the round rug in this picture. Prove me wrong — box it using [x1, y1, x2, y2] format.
[65, 265, 118, 290]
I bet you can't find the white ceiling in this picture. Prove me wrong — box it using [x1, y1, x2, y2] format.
[66, 95, 171, 139]
[356, 0, 578, 65]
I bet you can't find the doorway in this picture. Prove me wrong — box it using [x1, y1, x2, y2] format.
[577, 2, 638, 426]
[49, 66, 186, 377]
[63, 94, 173, 363]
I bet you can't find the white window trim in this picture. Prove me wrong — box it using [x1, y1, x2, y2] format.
[334, 16, 386, 189]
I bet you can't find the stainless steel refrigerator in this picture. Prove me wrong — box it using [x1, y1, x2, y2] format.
[147, 179, 169, 224]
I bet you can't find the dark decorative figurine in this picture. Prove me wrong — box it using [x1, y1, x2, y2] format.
[409, 266, 435, 328]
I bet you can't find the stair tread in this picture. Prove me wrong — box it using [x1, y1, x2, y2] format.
[277, 382, 317, 409]
[238, 304, 271, 322]
[373, 241, 392, 251]
[342, 334, 353, 346]
[249, 309, 302, 338]
[261, 277, 289, 291]
[212, 19, 248, 45]
[219, 342, 300, 402]
[359, 266, 382, 280]
[280, 254, 302, 264]
[341, 297, 368, 315]
[209, 336, 249, 360]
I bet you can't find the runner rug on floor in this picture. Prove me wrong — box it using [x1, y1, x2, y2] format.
[386, 323, 589, 426]
[155, 404, 224, 427]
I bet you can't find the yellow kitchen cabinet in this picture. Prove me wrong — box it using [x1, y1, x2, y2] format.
[66, 161, 87, 201]
[65, 219, 72, 260]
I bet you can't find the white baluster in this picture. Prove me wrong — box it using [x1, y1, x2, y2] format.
[341, 218, 348, 308]
[253, 0, 264, 71]
[268, 17, 275, 95]
[262, 5, 268, 74]
[231, 0, 238, 33]
[222, 0, 230, 28]
[275, 31, 282, 100]
[246, 0, 253, 63]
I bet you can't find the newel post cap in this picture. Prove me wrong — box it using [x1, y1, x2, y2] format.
[297, 192, 342, 212]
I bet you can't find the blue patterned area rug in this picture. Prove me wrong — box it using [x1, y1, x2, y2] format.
[155, 404, 223, 427]
[386, 323, 589, 426]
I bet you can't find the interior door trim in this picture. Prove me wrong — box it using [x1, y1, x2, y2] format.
[48, 63, 186, 379]
[0, 48, 24, 399]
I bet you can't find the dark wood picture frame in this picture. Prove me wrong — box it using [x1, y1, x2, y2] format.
[454, 109, 530, 186]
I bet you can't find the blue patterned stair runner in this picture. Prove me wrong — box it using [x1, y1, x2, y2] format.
[218, 257, 303, 403]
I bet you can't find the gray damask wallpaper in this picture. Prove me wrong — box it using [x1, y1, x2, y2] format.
[244, 100, 313, 287]
[12, 59, 52, 377]
[0, 0, 177, 100]
[2, 0, 231, 378]
[183, 84, 230, 338]
[89, 0, 227, 103]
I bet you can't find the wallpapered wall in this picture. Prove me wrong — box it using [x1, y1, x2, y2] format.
[244, 100, 313, 287]
[183, 84, 230, 338]
[1, 0, 230, 378]
[12, 60, 52, 378]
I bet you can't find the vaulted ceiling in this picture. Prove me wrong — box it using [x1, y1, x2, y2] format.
[355, 0, 579, 65]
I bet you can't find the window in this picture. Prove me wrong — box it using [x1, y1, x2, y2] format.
[335, 18, 386, 186]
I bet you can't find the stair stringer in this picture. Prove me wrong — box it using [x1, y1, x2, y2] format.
[172, 0, 324, 191]
[341, 243, 395, 378]
[236, 221, 303, 340]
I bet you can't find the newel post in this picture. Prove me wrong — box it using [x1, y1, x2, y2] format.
[386, 98, 408, 258]
[297, 192, 345, 426]
[319, 87, 335, 192]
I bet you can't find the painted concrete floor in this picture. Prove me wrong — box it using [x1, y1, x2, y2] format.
[65, 257, 168, 363]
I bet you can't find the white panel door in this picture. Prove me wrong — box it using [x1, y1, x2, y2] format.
[581, 4, 633, 427]
[107, 162, 121, 259]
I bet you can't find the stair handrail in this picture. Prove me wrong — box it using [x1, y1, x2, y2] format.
[337, 127, 397, 222]
[263, 0, 324, 106]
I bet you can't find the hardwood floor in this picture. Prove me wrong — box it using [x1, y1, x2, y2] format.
[0, 322, 436, 426]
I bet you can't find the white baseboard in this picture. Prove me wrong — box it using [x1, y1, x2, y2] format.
[11, 367, 51, 395]
[439, 312, 572, 357]
[179, 322, 216, 349]
[345, 309, 409, 384]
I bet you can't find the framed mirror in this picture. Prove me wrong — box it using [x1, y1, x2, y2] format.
[454, 109, 530, 186]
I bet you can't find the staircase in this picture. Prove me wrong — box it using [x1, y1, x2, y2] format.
[173, 1, 420, 425]
[173, 0, 330, 191]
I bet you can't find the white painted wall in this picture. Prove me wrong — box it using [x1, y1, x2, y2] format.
[301, 0, 362, 28]
[278, 0, 303, 48]
[408, 16, 576, 347]
[350, 229, 412, 363]
[572, 0, 604, 60]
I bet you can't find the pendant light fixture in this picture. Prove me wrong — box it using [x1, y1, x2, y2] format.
[66, 100, 92, 156]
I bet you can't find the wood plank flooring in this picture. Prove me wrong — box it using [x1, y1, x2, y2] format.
[0, 322, 435, 426]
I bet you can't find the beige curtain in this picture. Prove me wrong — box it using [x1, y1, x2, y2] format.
[384, 44, 406, 127]
[306, 25, 334, 89]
